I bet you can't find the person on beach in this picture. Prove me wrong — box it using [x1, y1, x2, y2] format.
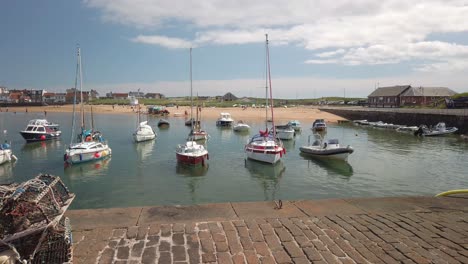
[44, 110, 47, 116]
[25, 108, 28, 113]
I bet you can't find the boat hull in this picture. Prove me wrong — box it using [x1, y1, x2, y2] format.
[245, 147, 284, 164]
[19, 131, 61, 142]
[0, 149, 13, 165]
[299, 146, 353, 161]
[216, 120, 233, 127]
[176, 153, 208, 166]
[133, 133, 156, 142]
[274, 130, 295, 140]
[65, 147, 112, 165]
[233, 125, 250, 132]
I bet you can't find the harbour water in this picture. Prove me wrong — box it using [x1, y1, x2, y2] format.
[0, 111, 467, 209]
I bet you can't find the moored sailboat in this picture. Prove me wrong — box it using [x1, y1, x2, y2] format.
[176, 48, 209, 166]
[245, 34, 285, 164]
[64, 47, 111, 165]
[133, 103, 156, 142]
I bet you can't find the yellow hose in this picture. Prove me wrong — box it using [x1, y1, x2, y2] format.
[435, 189, 468, 197]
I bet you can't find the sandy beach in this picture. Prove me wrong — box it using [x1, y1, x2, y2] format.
[3, 105, 344, 124]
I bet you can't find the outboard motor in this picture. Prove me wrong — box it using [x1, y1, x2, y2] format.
[414, 126, 424, 136]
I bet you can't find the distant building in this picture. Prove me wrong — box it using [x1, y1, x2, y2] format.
[368, 85, 457, 108]
[43, 92, 56, 104]
[367, 85, 411, 108]
[145, 93, 164, 99]
[129, 91, 145, 98]
[222, 92, 238, 101]
[400, 87, 457, 106]
[55, 93, 66, 103]
[111, 93, 129, 100]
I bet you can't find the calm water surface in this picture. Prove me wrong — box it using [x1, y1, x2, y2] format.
[0, 111, 467, 209]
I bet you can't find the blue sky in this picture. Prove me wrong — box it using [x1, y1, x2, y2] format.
[1, 0, 468, 98]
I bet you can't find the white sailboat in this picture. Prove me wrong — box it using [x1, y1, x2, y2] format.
[64, 47, 112, 165]
[176, 48, 209, 166]
[133, 103, 156, 142]
[245, 34, 285, 164]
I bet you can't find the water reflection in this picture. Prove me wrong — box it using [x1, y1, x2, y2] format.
[21, 140, 62, 159]
[281, 139, 296, 151]
[64, 158, 111, 180]
[175, 163, 209, 177]
[300, 153, 353, 177]
[245, 159, 286, 201]
[134, 140, 155, 162]
[0, 162, 14, 181]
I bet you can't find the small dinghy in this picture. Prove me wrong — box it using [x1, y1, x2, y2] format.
[158, 119, 170, 127]
[300, 135, 354, 161]
[414, 122, 458, 137]
[233, 121, 250, 132]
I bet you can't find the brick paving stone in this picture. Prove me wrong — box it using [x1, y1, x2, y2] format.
[202, 253, 216, 263]
[245, 220, 258, 229]
[141, 247, 157, 264]
[255, 218, 267, 225]
[185, 223, 197, 234]
[209, 222, 222, 233]
[187, 234, 200, 249]
[274, 228, 293, 242]
[294, 235, 312, 248]
[216, 241, 230, 252]
[222, 221, 236, 231]
[147, 235, 160, 247]
[232, 220, 246, 227]
[127, 226, 138, 239]
[217, 252, 233, 264]
[173, 245, 187, 262]
[232, 254, 246, 264]
[200, 236, 215, 253]
[250, 228, 265, 242]
[148, 223, 160, 236]
[320, 250, 341, 264]
[98, 248, 115, 264]
[213, 232, 227, 242]
[158, 251, 172, 264]
[198, 223, 208, 230]
[306, 222, 326, 236]
[405, 252, 431, 264]
[173, 223, 185, 233]
[312, 240, 327, 251]
[303, 247, 322, 261]
[131, 240, 145, 257]
[226, 230, 243, 255]
[137, 226, 148, 240]
[116, 246, 130, 260]
[107, 240, 118, 248]
[272, 250, 292, 264]
[292, 257, 311, 264]
[253, 242, 270, 257]
[266, 219, 283, 228]
[282, 241, 304, 258]
[199, 230, 211, 239]
[240, 236, 254, 250]
[237, 226, 250, 237]
[159, 241, 171, 251]
[245, 250, 259, 264]
[188, 248, 200, 264]
[161, 224, 172, 237]
[259, 224, 274, 235]
[264, 234, 282, 251]
[114, 261, 127, 264]
[173, 233, 185, 245]
[260, 255, 276, 264]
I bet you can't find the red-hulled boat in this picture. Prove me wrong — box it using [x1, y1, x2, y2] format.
[19, 119, 61, 142]
[176, 141, 209, 166]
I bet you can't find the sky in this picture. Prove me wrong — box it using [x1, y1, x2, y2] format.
[1, 0, 468, 99]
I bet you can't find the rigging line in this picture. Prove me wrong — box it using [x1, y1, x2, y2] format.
[266, 34, 276, 137]
[70, 47, 79, 146]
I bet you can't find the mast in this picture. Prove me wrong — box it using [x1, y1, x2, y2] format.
[78, 47, 85, 143]
[70, 47, 79, 145]
[266, 34, 276, 137]
[190, 47, 194, 131]
[265, 36, 268, 131]
[91, 106, 95, 131]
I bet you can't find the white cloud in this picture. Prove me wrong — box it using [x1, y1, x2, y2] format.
[132, 35, 192, 49]
[85, 0, 468, 72]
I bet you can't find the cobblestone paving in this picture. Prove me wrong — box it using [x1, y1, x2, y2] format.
[85, 210, 468, 263]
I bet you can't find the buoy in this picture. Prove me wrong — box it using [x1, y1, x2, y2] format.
[40, 135, 46, 140]
[94, 152, 101, 158]
[11, 155, 18, 161]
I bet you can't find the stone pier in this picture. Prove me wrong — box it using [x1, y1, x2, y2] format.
[66, 196, 468, 263]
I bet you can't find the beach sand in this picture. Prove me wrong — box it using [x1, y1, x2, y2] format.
[3, 105, 345, 124]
